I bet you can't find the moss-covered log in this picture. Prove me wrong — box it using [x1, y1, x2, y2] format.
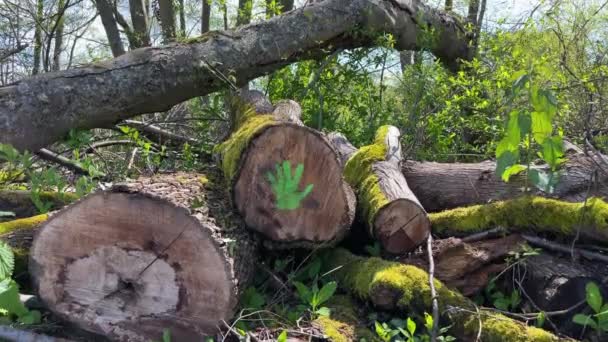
[429, 196, 608, 243]
[0, 190, 76, 218]
[403, 150, 608, 212]
[324, 248, 570, 342]
[30, 170, 257, 341]
[312, 295, 380, 342]
[215, 90, 355, 247]
[329, 128, 430, 254]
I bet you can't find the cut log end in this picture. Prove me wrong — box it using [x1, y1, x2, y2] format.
[30, 191, 237, 341]
[374, 199, 430, 254]
[234, 124, 355, 245]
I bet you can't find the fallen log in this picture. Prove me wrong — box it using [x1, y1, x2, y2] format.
[216, 91, 355, 247]
[403, 152, 608, 212]
[324, 248, 569, 341]
[328, 128, 430, 254]
[0, 190, 76, 218]
[429, 196, 608, 243]
[29, 171, 257, 341]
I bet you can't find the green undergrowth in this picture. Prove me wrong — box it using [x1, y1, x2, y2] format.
[343, 125, 391, 228]
[323, 248, 565, 342]
[429, 196, 608, 240]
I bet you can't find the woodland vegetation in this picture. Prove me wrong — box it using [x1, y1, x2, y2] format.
[0, 0, 607, 341]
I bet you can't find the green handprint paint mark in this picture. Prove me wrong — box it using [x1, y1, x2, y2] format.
[266, 160, 314, 210]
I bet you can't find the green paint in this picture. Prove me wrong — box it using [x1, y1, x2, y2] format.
[266, 160, 313, 210]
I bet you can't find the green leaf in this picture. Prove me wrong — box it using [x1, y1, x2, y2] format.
[315, 306, 331, 317]
[496, 150, 519, 179]
[586, 282, 603, 313]
[536, 311, 545, 328]
[293, 281, 312, 304]
[573, 314, 598, 329]
[17, 310, 41, 325]
[162, 328, 171, 342]
[277, 330, 288, 342]
[540, 136, 564, 170]
[528, 169, 559, 193]
[316, 281, 337, 306]
[531, 110, 553, 144]
[241, 287, 265, 310]
[511, 72, 529, 96]
[0, 279, 28, 317]
[502, 164, 527, 182]
[307, 258, 322, 279]
[518, 111, 532, 136]
[424, 312, 434, 332]
[406, 317, 416, 335]
[0, 241, 14, 280]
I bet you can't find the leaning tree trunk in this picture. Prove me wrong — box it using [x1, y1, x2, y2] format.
[216, 91, 355, 247]
[403, 151, 608, 212]
[29, 170, 257, 341]
[328, 128, 430, 254]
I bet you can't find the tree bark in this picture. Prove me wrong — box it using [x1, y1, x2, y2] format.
[0, 0, 470, 152]
[201, 0, 211, 33]
[157, 0, 177, 43]
[94, 0, 126, 57]
[129, 0, 151, 48]
[29, 171, 257, 341]
[216, 91, 355, 248]
[328, 129, 430, 254]
[32, 0, 44, 75]
[402, 153, 608, 212]
[178, 0, 186, 37]
[52, 0, 66, 71]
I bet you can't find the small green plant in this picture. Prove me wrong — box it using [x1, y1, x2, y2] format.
[484, 280, 521, 311]
[277, 330, 288, 342]
[266, 160, 314, 210]
[572, 282, 608, 335]
[292, 280, 337, 318]
[0, 241, 41, 325]
[241, 286, 266, 310]
[374, 314, 455, 342]
[496, 71, 564, 193]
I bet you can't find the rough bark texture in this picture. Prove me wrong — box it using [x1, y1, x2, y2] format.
[324, 248, 569, 341]
[30, 170, 257, 341]
[157, 0, 177, 43]
[403, 152, 608, 212]
[329, 128, 430, 254]
[1, 0, 470, 152]
[216, 91, 355, 247]
[129, 0, 151, 48]
[429, 196, 608, 244]
[201, 0, 211, 33]
[94, 0, 125, 57]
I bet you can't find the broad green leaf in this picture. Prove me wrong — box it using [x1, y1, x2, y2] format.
[307, 258, 322, 279]
[528, 169, 557, 193]
[315, 306, 331, 317]
[406, 317, 416, 335]
[424, 312, 434, 331]
[0, 242, 14, 280]
[511, 72, 529, 96]
[277, 330, 288, 342]
[532, 88, 558, 117]
[241, 287, 265, 310]
[502, 164, 527, 182]
[586, 282, 603, 313]
[17, 310, 41, 325]
[540, 136, 564, 170]
[293, 281, 312, 304]
[531, 111, 552, 144]
[496, 150, 519, 179]
[316, 281, 337, 305]
[518, 111, 532, 137]
[573, 314, 598, 329]
[0, 279, 28, 317]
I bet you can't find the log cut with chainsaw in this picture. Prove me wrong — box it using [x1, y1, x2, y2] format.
[328, 127, 430, 254]
[29, 171, 257, 341]
[216, 91, 355, 247]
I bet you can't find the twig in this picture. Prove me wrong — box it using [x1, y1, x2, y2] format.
[121, 120, 199, 146]
[522, 234, 608, 263]
[35, 148, 94, 176]
[426, 234, 439, 342]
[462, 227, 506, 243]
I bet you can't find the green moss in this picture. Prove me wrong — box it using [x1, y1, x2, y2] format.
[343, 126, 391, 228]
[215, 114, 278, 182]
[429, 196, 608, 240]
[314, 316, 354, 342]
[313, 295, 381, 342]
[0, 214, 48, 235]
[324, 248, 565, 342]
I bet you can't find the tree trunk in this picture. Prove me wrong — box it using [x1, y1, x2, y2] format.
[402, 153, 608, 212]
[129, 0, 151, 48]
[32, 0, 43, 75]
[0, 0, 470, 152]
[324, 248, 567, 341]
[281, 0, 294, 12]
[216, 91, 355, 247]
[51, 0, 66, 71]
[328, 128, 430, 254]
[157, 0, 177, 43]
[178, 0, 186, 37]
[201, 0, 211, 33]
[94, 0, 126, 57]
[29, 171, 257, 341]
[237, 0, 252, 26]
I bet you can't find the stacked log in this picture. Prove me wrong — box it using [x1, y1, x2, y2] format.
[29, 171, 256, 341]
[215, 90, 356, 247]
[328, 128, 430, 254]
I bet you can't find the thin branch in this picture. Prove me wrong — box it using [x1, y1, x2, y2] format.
[426, 234, 439, 342]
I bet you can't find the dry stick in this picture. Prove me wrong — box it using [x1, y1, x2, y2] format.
[35, 148, 90, 175]
[461, 227, 506, 243]
[426, 235, 439, 342]
[122, 120, 199, 145]
[522, 234, 608, 263]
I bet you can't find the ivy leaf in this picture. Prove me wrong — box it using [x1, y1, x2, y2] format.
[502, 164, 527, 182]
[0, 241, 14, 281]
[586, 282, 603, 313]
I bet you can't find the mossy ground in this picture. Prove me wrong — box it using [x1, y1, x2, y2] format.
[429, 196, 608, 239]
[324, 248, 565, 342]
[0, 214, 48, 235]
[343, 126, 391, 228]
